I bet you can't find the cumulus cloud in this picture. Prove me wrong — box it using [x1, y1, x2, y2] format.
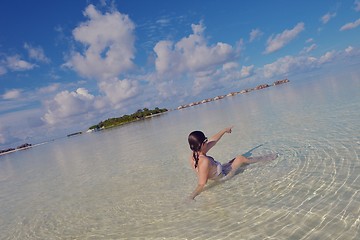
[264, 22, 305, 54]
[155, 81, 180, 98]
[240, 65, 254, 77]
[321, 12, 336, 24]
[341, 46, 358, 56]
[42, 88, 96, 125]
[262, 46, 360, 78]
[65, 4, 136, 80]
[318, 51, 335, 64]
[222, 62, 239, 71]
[340, 18, 360, 31]
[98, 78, 139, 105]
[263, 55, 317, 78]
[2, 89, 22, 100]
[192, 69, 219, 95]
[249, 28, 263, 42]
[343, 45, 360, 56]
[42, 4, 143, 128]
[42, 78, 139, 126]
[153, 22, 235, 76]
[214, 63, 254, 87]
[24, 43, 50, 63]
[6, 55, 36, 71]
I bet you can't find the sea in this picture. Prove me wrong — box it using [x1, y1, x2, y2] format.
[0, 66, 359, 239]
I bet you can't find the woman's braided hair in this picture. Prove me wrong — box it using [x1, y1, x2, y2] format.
[188, 131, 206, 169]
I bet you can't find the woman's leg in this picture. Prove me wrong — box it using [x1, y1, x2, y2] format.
[231, 155, 258, 169]
[225, 155, 258, 178]
[222, 154, 277, 180]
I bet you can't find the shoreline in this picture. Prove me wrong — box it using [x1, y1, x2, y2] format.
[0, 141, 51, 157]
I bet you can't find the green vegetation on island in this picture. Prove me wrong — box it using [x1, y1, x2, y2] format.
[89, 107, 168, 130]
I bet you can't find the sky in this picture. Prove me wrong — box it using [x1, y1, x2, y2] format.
[1, 0, 360, 148]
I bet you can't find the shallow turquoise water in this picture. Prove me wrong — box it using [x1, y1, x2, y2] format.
[0, 69, 359, 239]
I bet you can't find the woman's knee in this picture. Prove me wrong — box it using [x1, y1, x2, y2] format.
[231, 156, 248, 169]
[235, 155, 248, 163]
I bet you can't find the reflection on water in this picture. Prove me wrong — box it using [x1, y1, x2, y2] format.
[0, 71, 359, 239]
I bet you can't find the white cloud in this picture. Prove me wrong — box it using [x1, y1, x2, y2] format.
[263, 55, 316, 78]
[215, 64, 254, 87]
[75, 87, 95, 100]
[6, 55, 36, 71]
[264, 22, 305, 54]
[306, 38, 314, 43]
[50, 4, 141, 125]
[24, 43, 50, 63]
[2, 89, 22, 100]
[65, 4, 136, 80]
[223, 62, 239, 71]
[340, 18, 360, 31]
[343, 45, 360, 56]
[321, 12, 336, 24]
[155, 81, 179, 98]
[240, 65, 254, 77]
[154, 22, 235, 75]
[249, 28, 263, 42]
[301, 43, 317, 54]
[98, 78, 139, 105]
[0, 107, 49, 148]
[345, 46, 354, 54]
[262, 46, 360, 79]
[42, 88, 96, 125]
[192, 70, 219, 95]
[318, 51, 335, 64]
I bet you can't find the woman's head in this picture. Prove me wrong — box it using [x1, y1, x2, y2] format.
[188, 131, 207, 152]
[188, 131, 207, 169]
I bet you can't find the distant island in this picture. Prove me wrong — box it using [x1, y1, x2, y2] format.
[67, 132, 82, 137]
[88, 107, 168, 131]
[0, 143, 32, 156]
[176, 78, 289, 110]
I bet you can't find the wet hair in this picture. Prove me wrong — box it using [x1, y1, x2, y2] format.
[188, 131, 206, 169]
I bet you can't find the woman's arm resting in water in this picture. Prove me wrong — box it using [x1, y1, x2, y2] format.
[189, 156, 209, 200]
[189, 184, 206, 200]
[205, 126, 233, 153]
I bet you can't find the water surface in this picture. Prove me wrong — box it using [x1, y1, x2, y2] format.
[0, 71, 359, 239]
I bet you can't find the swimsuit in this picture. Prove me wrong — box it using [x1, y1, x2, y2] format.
[194, 155, 234, 180]
[211, 160, 224, 180]
[208, 156, 232, 180]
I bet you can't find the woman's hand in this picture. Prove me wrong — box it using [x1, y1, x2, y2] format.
[225, 126, 233, 134]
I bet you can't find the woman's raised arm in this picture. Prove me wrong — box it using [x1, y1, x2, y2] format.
[205, 126, 233, 152]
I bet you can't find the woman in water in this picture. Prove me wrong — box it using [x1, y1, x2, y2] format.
[187, 126, 260, 200]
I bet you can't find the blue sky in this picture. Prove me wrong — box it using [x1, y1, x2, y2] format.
[1, 0, 360, 148]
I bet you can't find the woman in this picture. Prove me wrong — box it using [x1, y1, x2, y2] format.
[187, 126, 260, 200]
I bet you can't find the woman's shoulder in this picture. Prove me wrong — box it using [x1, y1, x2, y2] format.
[198, 155, 211, 165]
